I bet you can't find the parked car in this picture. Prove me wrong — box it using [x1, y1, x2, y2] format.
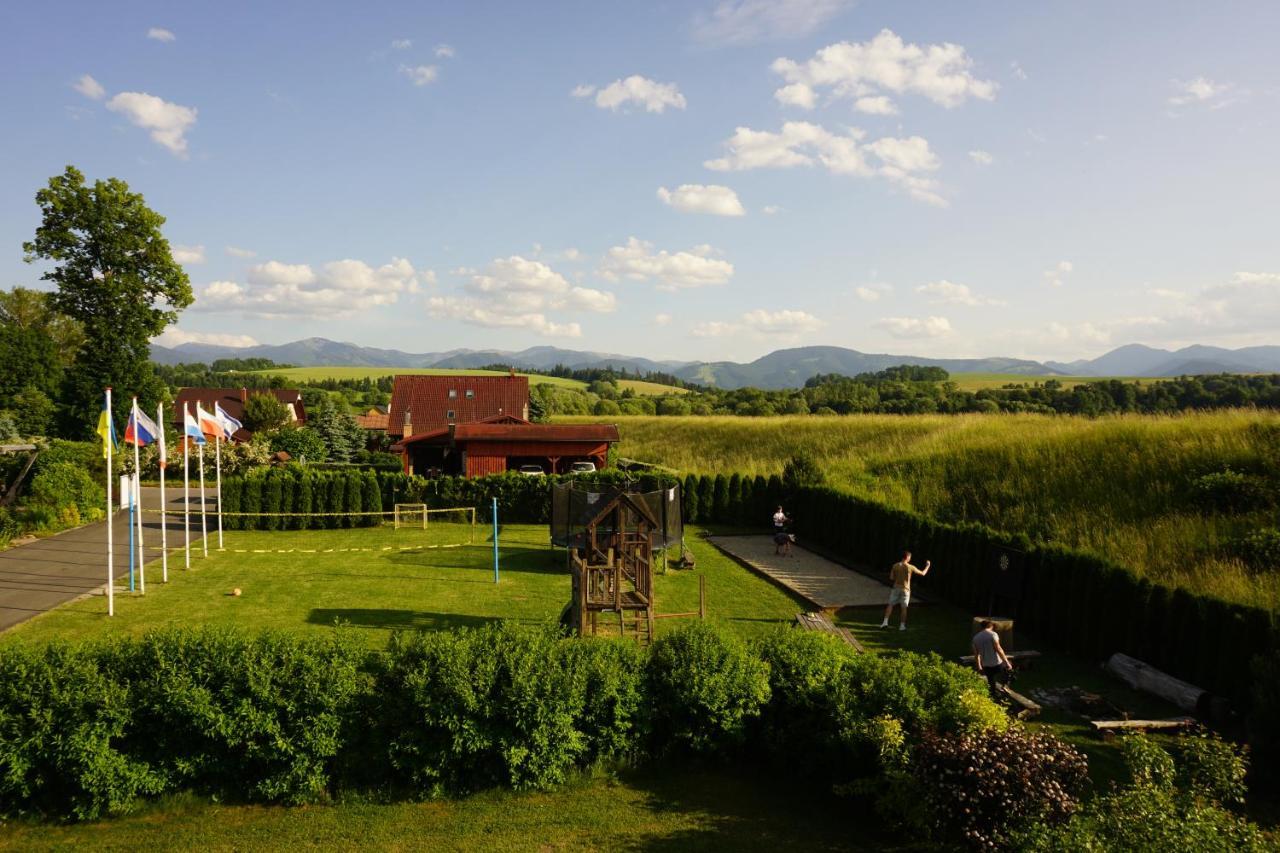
[568, 461, 597, 474]
[517, 464, 545, 476]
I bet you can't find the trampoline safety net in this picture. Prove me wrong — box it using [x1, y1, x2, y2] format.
[551, 481, 683, 551]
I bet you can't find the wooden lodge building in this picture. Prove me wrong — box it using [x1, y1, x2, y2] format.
[387, 373, 618, 477]
[171, 387, 306, 442]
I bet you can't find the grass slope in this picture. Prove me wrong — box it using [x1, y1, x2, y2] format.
[3, 525, 806, 646]
[557, 411, 1280, 609]
[947, 372, 1147, 391]
[251, 367, 686, 397]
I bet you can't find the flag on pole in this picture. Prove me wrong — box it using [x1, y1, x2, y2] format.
[184, 405, 207, 445]
[124, 406, 161, 447]
[214, 402, 243, 440]
[157, 402, 169, 583]
[97, 399, 117, 459]
[195, 403, 222, 438]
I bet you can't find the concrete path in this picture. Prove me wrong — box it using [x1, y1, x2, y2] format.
[706, 535, 891, 610]
[0, 487, 211, 633]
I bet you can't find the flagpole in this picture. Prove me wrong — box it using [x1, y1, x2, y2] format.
[183, 404, 191, 569]
[105, 388, 115, 617]
[157, 402, 168, 584]
[132, 397, 145, 595]
[215, 432, 224, 550]
[198, 439, 208, 557]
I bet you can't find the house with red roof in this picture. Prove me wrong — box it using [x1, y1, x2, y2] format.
[387, 373, 617, 477]
[171, 387, 305, 442]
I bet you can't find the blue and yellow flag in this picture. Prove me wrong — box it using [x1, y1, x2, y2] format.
[97, 399, 117, 459]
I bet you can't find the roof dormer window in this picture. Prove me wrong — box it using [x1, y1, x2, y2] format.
[465, 389, 475, 399]
[448, 389, 458, 399]
[446, 410, 455, 421]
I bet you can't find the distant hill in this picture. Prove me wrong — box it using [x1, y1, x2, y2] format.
[151, 337, 1280, 390]
[1048, 344, 1280, 377]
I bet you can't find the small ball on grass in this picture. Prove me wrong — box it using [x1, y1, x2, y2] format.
[232, 588, 242, 597]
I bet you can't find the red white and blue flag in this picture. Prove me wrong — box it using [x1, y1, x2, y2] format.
[195, 403, 222, 438]
[123, 406, 161, 447]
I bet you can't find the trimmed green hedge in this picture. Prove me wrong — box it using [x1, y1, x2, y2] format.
[0, 623, 1002, 821]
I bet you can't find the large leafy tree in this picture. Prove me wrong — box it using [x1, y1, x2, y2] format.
[0, 287, 83, 402]
[22, 166, 192, 437]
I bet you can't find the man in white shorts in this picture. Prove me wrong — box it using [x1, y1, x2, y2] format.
[881, 550, 930, 631]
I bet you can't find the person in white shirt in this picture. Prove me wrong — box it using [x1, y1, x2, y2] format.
[772, 506, 788, 530]
[972, 620, 1013, 697]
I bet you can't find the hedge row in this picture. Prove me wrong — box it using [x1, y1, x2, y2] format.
[0, 623, 1004, 821]
[219, 468, 382, 530]
[684, 472, 1279, 709]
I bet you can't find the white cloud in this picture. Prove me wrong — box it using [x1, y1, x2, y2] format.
[1168, 77, 1233, 108]
[855, 283, 892, 302]
[426, 256, 615, 339]
[655, 313, 673, 326]
[225, 246, 257, 258]
[391, 38, 412, 50]
[875, 315, 951, 338]
[198, 257, 426, 318]
[73, 74, 105, 100]
[435, 44, 455, 58]
[774, 83, 817, 109]
[771, 29, 997, 111]
[969, 149, 993, 165]
[575, 76, 687, 113]
[761, 204, 782, 215]
[1043, 260, 1073, 288]
[106, 91, 198, 156]
[693, 308, 824, 339]
[657, 184, 746, 217]
[915, 280, 1003, 306]
[600, 237, 734, 290]
[1011, 61, 1028, 81]
[399, 65, 439, 86]
[147, 27, 176, 43]
[705, 121, 946, 206]
[172, 244, 206, 265]
[152, 327, 259, 348]
[854, 95, 898, 115]
[693, 0, 854, 46]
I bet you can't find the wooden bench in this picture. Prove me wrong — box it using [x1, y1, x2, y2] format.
[796, 611, 865, 652]
[1090, 717, 1197, 738]
[957, 650, 1042, 668]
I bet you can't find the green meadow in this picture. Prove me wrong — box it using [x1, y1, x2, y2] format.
[249, 365, 681, 396]
[559, 411, 1280, 609]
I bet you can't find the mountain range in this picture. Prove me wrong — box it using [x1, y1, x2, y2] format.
[150, 338, 1280, 391]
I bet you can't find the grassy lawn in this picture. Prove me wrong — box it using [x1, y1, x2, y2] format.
[2, 525, 808, 647]
[251, 365, 588, 389]
[0, 766, 882, 852]
[619, 378, 690, 396]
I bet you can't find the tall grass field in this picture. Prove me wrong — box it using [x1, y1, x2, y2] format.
[251, 366, 680, 396]
[563, 412, 1280, 609]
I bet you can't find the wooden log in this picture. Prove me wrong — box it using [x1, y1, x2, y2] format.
[795, 612, 865, 652]
[1090, 716, 1196, 735]
[1104, 653, 1207, 713]
[958, 650, 1041, 666]
[1001, 686, 1041, 719]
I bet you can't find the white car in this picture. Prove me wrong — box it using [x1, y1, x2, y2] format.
[568, 461, 597, 474]
[517, 464, 545, 476]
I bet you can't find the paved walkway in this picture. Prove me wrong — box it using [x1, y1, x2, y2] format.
[706, 535, 891, 610]
[0, 487, 211, 632]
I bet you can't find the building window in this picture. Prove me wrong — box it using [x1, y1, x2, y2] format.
[448, 389, 457, 399]
[465, 389, 474, 399]
[446, 410, 455, 420]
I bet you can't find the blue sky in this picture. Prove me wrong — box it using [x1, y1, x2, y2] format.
[2, 1, 1278, 363]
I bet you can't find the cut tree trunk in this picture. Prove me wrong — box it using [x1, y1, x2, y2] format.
[1104, 652, 1207, 713]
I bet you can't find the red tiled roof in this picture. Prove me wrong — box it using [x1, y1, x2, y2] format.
[171, 388, 306, 441]
[355, 412, 389, 430]
[453, 423, 620, 443]
[387, 375, 529, 437]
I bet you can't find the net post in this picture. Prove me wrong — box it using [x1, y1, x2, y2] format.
[492, 497, 499, 584]
[699, 574, 707, 620]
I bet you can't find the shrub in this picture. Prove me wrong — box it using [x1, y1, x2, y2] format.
[270, 425, 327, 463]
[682, 473, 700, 523]
[106, 628, 367, 804]
[0, 642, 162, 820]
[380, 624, 587, 795]
[27, 461, 104, 521]
[555, 638, 648, 764]
[910, 727, 1088, 849]
[1174, 729, 1249, 808]
[1233, 528, 1280, 573]
[1189, 468, 1274, 513]
[782, 452, 825, 493]
[646, 622, 769, 756]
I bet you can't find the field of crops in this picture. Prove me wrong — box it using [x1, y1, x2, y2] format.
[251, 366, 681, 396]
[559, 411, 1280, 609]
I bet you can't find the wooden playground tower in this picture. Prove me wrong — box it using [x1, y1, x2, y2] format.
[569, 492, 657, 643]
